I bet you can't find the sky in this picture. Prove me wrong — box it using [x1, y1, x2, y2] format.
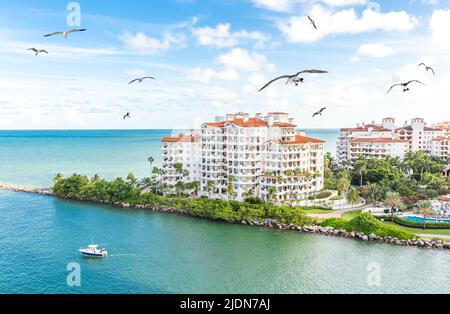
[0, 0, 449, 130]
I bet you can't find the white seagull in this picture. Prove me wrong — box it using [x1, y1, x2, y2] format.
[128, 77, 156, 85]
[27, 48, 48, 56]
[387, 80, 425, 94]
[259, 69, 328, 92]
[44, 28, 87, 39]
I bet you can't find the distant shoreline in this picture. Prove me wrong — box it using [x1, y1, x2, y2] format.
[2, 184, 450, 252]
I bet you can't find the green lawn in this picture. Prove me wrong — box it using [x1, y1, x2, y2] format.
[381, 221, 450, 237]
[302, 208, 336, 215]
[342, 210, 362, 221]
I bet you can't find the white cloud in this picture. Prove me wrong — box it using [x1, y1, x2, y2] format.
[252, 0, 367, 12]
[192, 23, 270, 48]
[429, 9, 450, 49]
[119, 31, 186, 54]
[252, 0, 294, 12]
[216, 48, 275, 72]
[351, 42, 396, 61]
[322, 0, 367, 6]
[187, 67, 240, 83]
[278, 5, 418, 43]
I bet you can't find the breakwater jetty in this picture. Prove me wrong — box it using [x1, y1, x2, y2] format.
[0, 184, 53, 196]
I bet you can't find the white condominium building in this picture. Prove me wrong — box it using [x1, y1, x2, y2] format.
[161, 112, 325, 205]
[337, 117, 447, 165]
[431, 136, 450, 161]
[161, 133, 202, 185]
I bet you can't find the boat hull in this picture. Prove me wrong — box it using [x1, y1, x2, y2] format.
[81, 252, 107, 257]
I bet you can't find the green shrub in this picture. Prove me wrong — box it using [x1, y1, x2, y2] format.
[329, 196, 343, 201]
[321, 213, 415, 240]
[320, 218, 349, 231]
[53, 174, 316, 227]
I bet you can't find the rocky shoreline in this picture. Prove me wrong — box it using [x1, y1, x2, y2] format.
[2, 185, 450, 251]
[0, 185, 53, 196]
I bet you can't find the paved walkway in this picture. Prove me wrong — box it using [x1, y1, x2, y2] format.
[417, 234, 450, 239]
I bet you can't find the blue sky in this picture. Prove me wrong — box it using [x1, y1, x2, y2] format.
[0, 0, 449, 129]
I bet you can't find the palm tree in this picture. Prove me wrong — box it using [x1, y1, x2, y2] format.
[191, 181, 201, 197]
[267, 187, 277, 205]
[354, 158, 368, 187]
[90, 174, 100, 183]
[54, 173, 64, 184]
[385, 192, 403, 222]
[127, 173, 137, 186]
[346, 187, 360, 209]
[336, 177, 350, 210]
[227, 175, 237, 201]
[206, 180, 216, 198]
[147, 156, 154, 170]
[417, 200, 432, 230]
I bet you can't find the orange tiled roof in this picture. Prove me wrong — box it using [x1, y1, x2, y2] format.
[279, 135, 325, 145]
[431, 136, 450, 141]
[439, 195, 450, 202]
[273, 122, 297, 127]
[341, 125, 392, 132]
[350, 137, 409, 143]
[161, 134, 199, 143]
[437, 122, 450, 130]
[206, 118, 296, 128]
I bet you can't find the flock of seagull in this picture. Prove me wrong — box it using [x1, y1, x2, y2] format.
[256, 15, 437, 118]
[28, 19, 437, 121]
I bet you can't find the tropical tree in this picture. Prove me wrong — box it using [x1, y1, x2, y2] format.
[147, 156, 154, 170]
[267, 187, 277, 205]
[417, 200, 432, 230]
[126, 173, 137, 187]
[336, 177, 350, 196]
[346, 187, 360, 208]
[227, 175, 237, 200]
[54, 173, 64, 184]
[384, 191, 403, 222]
[354, 158, 368, 187]
[90, 174, 101, 183]
[206, 180, 216, 198]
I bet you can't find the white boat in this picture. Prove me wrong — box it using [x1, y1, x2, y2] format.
[79, 244, 108, 258]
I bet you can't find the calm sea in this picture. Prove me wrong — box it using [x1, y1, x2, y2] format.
[0, 129, 338, 188]
[1, 129, 450, 294]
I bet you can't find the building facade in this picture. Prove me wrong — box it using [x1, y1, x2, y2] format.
[337, 117, 447, 165]
[161, 112, 325, 205]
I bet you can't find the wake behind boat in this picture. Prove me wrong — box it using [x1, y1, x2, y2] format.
[79, 244, 108, 258]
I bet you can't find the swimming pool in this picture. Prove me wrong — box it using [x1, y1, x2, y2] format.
[403, 216, 450, 224]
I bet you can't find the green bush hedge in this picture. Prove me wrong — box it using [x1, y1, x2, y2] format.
[54, 174, 316, 227]
[393, 216, 450, 230]
[321, 213, 415, 240]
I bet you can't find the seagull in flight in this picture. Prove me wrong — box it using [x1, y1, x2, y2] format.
[387, 80, 425, 93]
[123, 112, 131, 120]
[128, 77, 156, 85]
[27, 48, 48, 56]
[418, 63, 435, 76]
[44, 28, 87, 39]
[308, 16, 318, 29]
[313, 107, 327, 118]
[259, 69, 328, 92]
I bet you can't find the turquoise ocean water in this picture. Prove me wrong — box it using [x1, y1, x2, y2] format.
[1, 129, 450, 294]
